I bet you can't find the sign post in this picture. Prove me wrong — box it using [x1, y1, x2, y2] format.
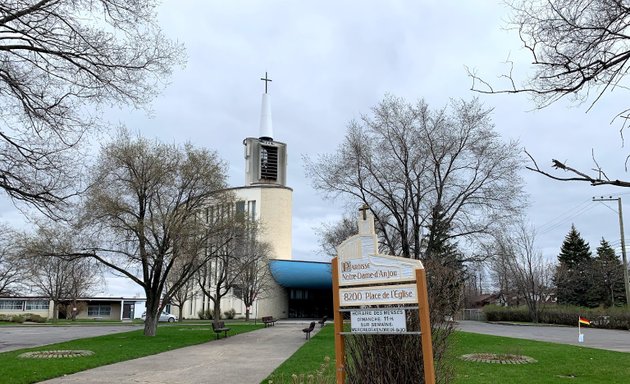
[416, 268, 435, 383]
[332, 207, 435, 384]
[332, 258, 346, 384]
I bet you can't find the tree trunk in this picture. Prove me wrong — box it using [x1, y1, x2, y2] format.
[245, 308, 250, 322]
[144, 315, 159, 336]
[144, 294, 160, 336]
[52, 301, 59, 321]
[213, 299, 221, 321]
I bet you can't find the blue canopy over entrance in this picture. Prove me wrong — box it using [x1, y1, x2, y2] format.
[269, 260, 332, 289]
[269, 260, 332, 318]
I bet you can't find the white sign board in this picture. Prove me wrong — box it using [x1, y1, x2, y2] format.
[339, 284, 418, 306]
[338, 255, 421, 286]
[351, 309, 406, 333]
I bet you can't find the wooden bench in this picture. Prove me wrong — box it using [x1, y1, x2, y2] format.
[212, 321, 231, 339]
[302, 321, 315, 340]
[317, 315, 328, 328]
[262, 316, 276, 327]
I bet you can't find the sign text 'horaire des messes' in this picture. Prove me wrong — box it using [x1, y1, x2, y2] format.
[350, 309, 406, 333]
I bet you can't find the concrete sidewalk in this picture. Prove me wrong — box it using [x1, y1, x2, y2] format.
[40, 321, 320, 384]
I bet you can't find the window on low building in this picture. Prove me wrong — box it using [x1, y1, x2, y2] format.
[25, 300, 50, 310]
[88, 304, 111, 317]
[0, 300, 24, 310]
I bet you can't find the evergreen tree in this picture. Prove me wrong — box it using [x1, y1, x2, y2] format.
[557, 225, 592, 268]
[424, 204, 464, 317]
[554, 225, 595, 307]
[593, 238, 626, 307]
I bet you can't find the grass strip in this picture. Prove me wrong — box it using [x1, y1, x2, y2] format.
[451, 331, 630, 384]
[0, 323, 262, 384]
[263, 326, 630, 384]
[263, 325, 335, 383]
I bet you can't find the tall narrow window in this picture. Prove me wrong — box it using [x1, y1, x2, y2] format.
[260, 145, 278, 181]
[247, 200, 256, 220]
[235, 201, 245, 219]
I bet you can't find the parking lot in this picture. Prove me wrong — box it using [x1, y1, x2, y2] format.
[0, 324, 142, 352]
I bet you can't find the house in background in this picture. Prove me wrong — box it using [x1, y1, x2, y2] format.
[0, 296, 146, 321]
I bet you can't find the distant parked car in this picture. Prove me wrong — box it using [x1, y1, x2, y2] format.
[141, 311, 177, 323]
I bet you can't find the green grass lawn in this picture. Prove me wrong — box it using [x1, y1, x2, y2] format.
[0, 323, 263, 384]
[263, 326, 630, 384]
[264, 325, 336, 383]
[451, 332, 630, 384]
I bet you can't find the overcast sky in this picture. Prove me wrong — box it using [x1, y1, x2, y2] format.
[4, 1, 630, 296]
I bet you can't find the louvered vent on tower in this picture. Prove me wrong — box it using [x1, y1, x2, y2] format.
[260, 145, 278, 181]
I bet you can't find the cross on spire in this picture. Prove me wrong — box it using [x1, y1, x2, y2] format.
[260, 72, 272, 94]
[359, 204, 370, 220]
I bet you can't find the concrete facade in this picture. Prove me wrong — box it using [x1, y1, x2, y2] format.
[173, 184, 293, 320]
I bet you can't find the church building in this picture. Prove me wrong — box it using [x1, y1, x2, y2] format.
[176, 75, 332, 320]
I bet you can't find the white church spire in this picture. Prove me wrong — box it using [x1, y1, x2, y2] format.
[259, 72, 273, 141]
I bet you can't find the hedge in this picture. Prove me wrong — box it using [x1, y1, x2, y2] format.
[482, 304, 630, 330]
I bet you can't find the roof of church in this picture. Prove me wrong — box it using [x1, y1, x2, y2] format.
[269, 259, 332, 290]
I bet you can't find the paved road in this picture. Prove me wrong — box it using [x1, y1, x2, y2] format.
[0, 324, 142, 352]
[40, 321, 320, 384]
[457, 320, 630, 352]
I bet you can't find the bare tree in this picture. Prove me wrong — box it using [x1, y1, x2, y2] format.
[0, 0, 183, 210]
[305, 96, 525, 260]
[470, 0, 630, 116]
[468, 1, 630, 186]
[166, 271, 195, 323]
[233, 238, 273, 321]
[493, 221, 554, 323]
[22, 225, 103, 320]
[489, 242, 519, 306]
[305, 95, 526, 383]
[196, 212, 250, 321]
[0, 224, 24, 295]
[316, 213, 358, 258]
[63, 132, 231, 336]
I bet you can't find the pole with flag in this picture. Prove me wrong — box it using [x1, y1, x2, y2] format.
[578, 316, 590, 343]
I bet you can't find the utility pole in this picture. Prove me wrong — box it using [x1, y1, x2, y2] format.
[593, 196, 630, 307]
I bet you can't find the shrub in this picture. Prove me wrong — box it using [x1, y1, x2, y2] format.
[483, 304, 630, 330]
[11, 315, 25, 323]
[197, 309, 213, 320]
[223, 309, 236, 320]
[24, 314, 47, 323]
[483, 305, 531, 322]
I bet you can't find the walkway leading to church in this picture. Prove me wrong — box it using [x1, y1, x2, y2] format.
[40, 321, 320, 384]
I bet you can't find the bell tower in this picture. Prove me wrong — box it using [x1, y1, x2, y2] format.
[244, 72, 288, 186]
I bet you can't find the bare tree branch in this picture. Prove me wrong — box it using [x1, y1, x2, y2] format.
[0, 0, 184, 211]
[525, 149, 630, 187]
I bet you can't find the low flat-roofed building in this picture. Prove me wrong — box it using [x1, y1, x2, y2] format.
[0, 296, 146, 321]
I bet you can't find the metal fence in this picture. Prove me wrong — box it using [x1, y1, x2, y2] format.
[459, 308, 486, 321]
